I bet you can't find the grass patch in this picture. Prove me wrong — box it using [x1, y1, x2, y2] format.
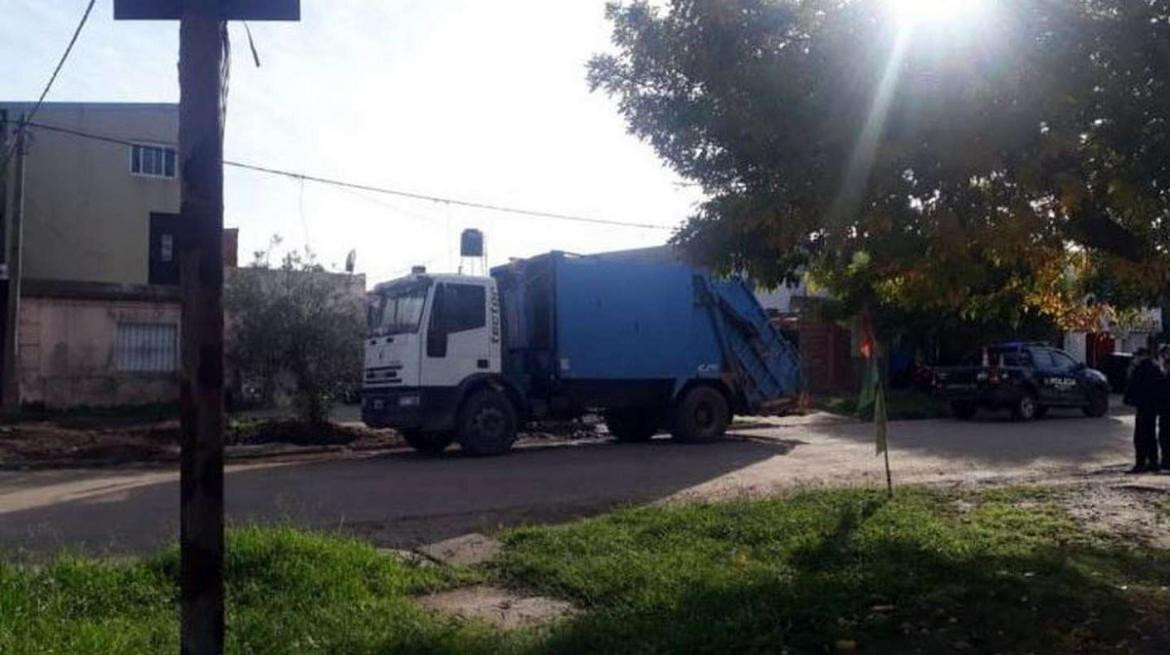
[2, 489, 1169, 653]
[494, 488, 1170, 654]
[815, 389, 949, 420]
[0, 527, 493, 655]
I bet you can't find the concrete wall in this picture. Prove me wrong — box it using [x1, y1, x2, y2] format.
[15, 269, 365, 409]
[19, 296, 180, 408]
[2, 102, 180, 285]
[1064, 332, 1088, 363]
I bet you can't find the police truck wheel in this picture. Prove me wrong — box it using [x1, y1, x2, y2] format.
[1083, 391, 1109, 418]
[604, 409, 659, 443]
[950, 402, 977, 421]
[402, 430, 454, 455]
[671, 386, 730, 444]
[1011, 392, 1038, 422]
[457, 390, 518, 456]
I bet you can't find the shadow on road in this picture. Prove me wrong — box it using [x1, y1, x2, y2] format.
[753, 407, 1133, 468]
[0, 436, 802, 557]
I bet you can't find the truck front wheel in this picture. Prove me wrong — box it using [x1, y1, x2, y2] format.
[605, 409, 659, 443]
[457, 390, 518, 456]
[402, 430, 454, 456]
[671, 386, 730, 444]
[1083, 390, 1109, 418]
[1011, 392, 1039, 422]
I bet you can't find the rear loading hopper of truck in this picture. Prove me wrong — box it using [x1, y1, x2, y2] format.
[362, 251, 802, 455]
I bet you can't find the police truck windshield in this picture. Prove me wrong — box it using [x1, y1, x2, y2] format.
[961, 348, 1034, 367]
[369, 283, 429, 336]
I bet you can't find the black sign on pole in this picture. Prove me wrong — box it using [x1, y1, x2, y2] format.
[113, 2, 299, 654]
[115, 0, 300, 21]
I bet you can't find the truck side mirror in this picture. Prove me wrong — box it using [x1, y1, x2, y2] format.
[427, 284, 448, 358]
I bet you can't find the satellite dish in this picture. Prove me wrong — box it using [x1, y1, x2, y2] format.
[345, 249, 356, 273]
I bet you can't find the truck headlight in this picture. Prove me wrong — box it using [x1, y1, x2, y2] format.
[398, 395, 421, 407]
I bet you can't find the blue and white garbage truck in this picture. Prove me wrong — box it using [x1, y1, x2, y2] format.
[362, 251, 802, 455]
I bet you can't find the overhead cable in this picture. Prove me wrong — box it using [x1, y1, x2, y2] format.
[22, 120, 676, 232]
[1, 0, 97, 173]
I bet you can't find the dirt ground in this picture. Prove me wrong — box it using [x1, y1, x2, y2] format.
[0, 408, 605, 469]
[0, 404, 1165, 556]
[0, 418, 404, 469]
[1063, 482, 1170, 550]
[0, 421, 182, 465]
[417, 585, 577, 630]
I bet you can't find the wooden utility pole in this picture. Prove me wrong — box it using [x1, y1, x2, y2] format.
[0, 109, 9, 407]
[2, 116, 26, 412]
[0, 108, 8, 257]
[177, 4, 228, 651]
[114, 3, 298, 654]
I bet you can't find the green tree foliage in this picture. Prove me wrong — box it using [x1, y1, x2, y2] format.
[589, 0, 1170, 328]
[225, 238, 364, 424]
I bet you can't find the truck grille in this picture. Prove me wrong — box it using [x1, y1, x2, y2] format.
[364, 365, 402, 384]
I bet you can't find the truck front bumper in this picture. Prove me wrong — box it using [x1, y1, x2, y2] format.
[362, 387, 457, 431]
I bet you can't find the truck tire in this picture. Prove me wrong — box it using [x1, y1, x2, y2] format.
[1011, 392, 1038, 422]
[604, 409, 659, 443]
[402, 430, 454, 456]
[1083, 391, 1109, 418]
[950, 401, 977, 421]
[670, 386, 730, 444]
[457, 390, 518, 456]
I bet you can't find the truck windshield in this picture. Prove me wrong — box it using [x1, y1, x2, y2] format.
[370, 284, 429, 336]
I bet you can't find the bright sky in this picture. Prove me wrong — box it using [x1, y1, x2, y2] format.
[0, 0, 701, 283]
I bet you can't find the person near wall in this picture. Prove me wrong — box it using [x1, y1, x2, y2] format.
[1124, 348, 1163, 474]
[1158, 347, 1170, 472]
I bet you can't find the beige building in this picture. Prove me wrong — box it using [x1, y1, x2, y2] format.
[1, 102, 184, 408]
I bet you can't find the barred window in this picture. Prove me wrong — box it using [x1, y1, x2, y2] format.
[115, 322, 178, 372]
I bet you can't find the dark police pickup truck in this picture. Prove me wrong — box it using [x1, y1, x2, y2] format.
[932, 342, 1111, 421]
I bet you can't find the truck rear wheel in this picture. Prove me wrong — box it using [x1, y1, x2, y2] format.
[671, 386, 730, 444]
[604, 409, 659, 443]
[401, 430, 454, 456]
[457, 390, 518, 456]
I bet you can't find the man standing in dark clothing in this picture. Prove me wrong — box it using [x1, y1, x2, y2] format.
[1125, 348, 1163, 473]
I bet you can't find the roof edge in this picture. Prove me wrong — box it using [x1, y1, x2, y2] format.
[0, 101, 178, 111]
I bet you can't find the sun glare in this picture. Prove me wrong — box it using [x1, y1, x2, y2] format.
[888, 0, 988, 29]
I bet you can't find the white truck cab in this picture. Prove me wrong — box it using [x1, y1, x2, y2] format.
[363, 272, 512, 454]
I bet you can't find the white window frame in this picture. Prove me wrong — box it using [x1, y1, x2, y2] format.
[130, 142, 178, 179]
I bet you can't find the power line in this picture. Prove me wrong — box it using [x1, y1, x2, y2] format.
[22, 120, 677, 232]
[1, 0, 97, 173]
[226, 161, 675, 230]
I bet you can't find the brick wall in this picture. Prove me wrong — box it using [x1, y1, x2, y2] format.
[797, 317, 856, 394]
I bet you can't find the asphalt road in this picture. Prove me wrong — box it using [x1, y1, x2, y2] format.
[0, 406, 1141, 556]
